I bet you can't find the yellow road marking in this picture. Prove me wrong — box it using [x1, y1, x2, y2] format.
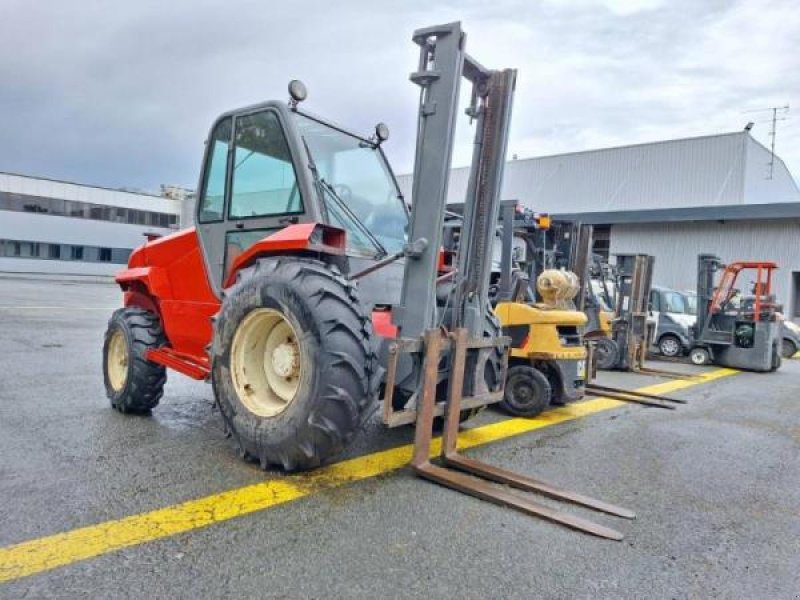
[0, 367, 736, 583]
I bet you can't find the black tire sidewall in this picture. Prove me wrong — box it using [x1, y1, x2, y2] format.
[211, 258, 374, 470]
[213, 275, 325, 449]
[103, 315, 136, 406]
[102, 308, 166, 412]
[500, 365, 551, 416]
[595, 338, 619, 370]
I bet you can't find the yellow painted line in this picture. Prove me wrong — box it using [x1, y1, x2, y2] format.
[0, 367, 737, 583]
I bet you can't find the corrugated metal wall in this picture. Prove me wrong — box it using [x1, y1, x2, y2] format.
[609, 219, 800, 321]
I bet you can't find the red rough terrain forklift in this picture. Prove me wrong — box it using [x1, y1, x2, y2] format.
[103, 22, 633, 538]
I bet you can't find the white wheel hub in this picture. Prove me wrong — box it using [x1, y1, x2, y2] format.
[107, 329, 129, 392]
[231, 308, 303, 418]
[270, 341, 299, 378]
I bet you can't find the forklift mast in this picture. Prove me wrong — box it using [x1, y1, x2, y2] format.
[613, 254, 655, 371]
[695, 253, 721, 336]
[396, 23, 516, 340]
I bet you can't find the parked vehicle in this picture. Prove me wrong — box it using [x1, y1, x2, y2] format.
[683, 290, 798, 359]
[649, 286, 695, 357]
[779, 318, 800, 358]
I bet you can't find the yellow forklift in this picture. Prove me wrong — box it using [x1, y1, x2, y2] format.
[491, 201, 590, 416]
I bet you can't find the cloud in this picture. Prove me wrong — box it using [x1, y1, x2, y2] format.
[0, 0, 797, 191]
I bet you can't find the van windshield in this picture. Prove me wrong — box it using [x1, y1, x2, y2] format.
[661, 290, 688, 314]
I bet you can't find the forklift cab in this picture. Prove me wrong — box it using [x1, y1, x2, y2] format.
[194, 95, 408, 307]
[692, 254, 781, 371]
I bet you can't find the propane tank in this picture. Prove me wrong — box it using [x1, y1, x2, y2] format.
[536, 269, 581, 310]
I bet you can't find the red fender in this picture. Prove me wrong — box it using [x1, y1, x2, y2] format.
[223, 223, 345, 287]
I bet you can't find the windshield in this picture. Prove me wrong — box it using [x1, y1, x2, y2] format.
[661, 290, 688, 314]
[684, 293, 697, 315]
[293, 113, 407, 255]
[590, 279, 613, 311]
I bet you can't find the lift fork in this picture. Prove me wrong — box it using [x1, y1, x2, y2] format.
[410, 328, 635, 540]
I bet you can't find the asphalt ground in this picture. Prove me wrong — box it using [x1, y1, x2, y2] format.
[0, 277, 798, 599]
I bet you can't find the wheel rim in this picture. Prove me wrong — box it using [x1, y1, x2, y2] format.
[690, 349, 705, 365]
[783, 340, 795, 358]
[107, 329, 129, 392]
[231, 308, 302, 418]
[661, 337, 680, 356]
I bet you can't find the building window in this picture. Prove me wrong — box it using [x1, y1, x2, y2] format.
[0, 190, 178, 228]
[0, 238, 131, 264]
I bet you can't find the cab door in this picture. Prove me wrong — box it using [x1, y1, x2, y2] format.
[195, 107, 314, 294]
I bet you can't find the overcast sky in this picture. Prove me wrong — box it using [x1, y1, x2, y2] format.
[0, 0, 798, 192]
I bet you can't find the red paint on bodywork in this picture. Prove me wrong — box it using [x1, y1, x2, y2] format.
[223, 223, 345, 287]
[115, 223, 349, 368]
[116, 228, 220, 359]
[372, 309, 398, 338]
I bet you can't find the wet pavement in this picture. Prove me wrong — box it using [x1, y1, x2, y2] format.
[0, 277, 798, 599]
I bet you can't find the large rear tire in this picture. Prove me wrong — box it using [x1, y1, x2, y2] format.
[211, 257, 378, 471]
[103, 307, 167, 413]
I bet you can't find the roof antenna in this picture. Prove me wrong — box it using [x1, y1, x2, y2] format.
[743, 105, 790, 179]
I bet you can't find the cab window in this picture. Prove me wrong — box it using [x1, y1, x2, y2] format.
[198, 118, 231, 223]
[229, 111, 303, 220]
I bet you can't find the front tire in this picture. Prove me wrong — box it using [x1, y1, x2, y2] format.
[781, 338, 796, 359]
[689, 347, 710, 366]
[498, 365, 551, 417]
[211, 257, 378, 471]
[103, 307, 167, 413]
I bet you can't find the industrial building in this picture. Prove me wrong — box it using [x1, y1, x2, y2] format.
[396, 130, 800, 321]
[0, 172, 182, 276]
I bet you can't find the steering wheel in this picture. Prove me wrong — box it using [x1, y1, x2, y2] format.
[333, 184, 353, 202]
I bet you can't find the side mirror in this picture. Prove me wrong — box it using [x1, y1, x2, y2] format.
[375, 122, 390, 145]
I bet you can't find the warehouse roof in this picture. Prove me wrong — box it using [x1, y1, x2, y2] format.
[396, 131, 800, 213]
[553, 201, 800, 225]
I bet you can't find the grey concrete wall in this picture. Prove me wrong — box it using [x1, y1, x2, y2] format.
[609, 219, 800, 321]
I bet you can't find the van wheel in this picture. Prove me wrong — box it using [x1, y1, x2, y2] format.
[658, 334, 683, 357]
[781, 338, 796, 359]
